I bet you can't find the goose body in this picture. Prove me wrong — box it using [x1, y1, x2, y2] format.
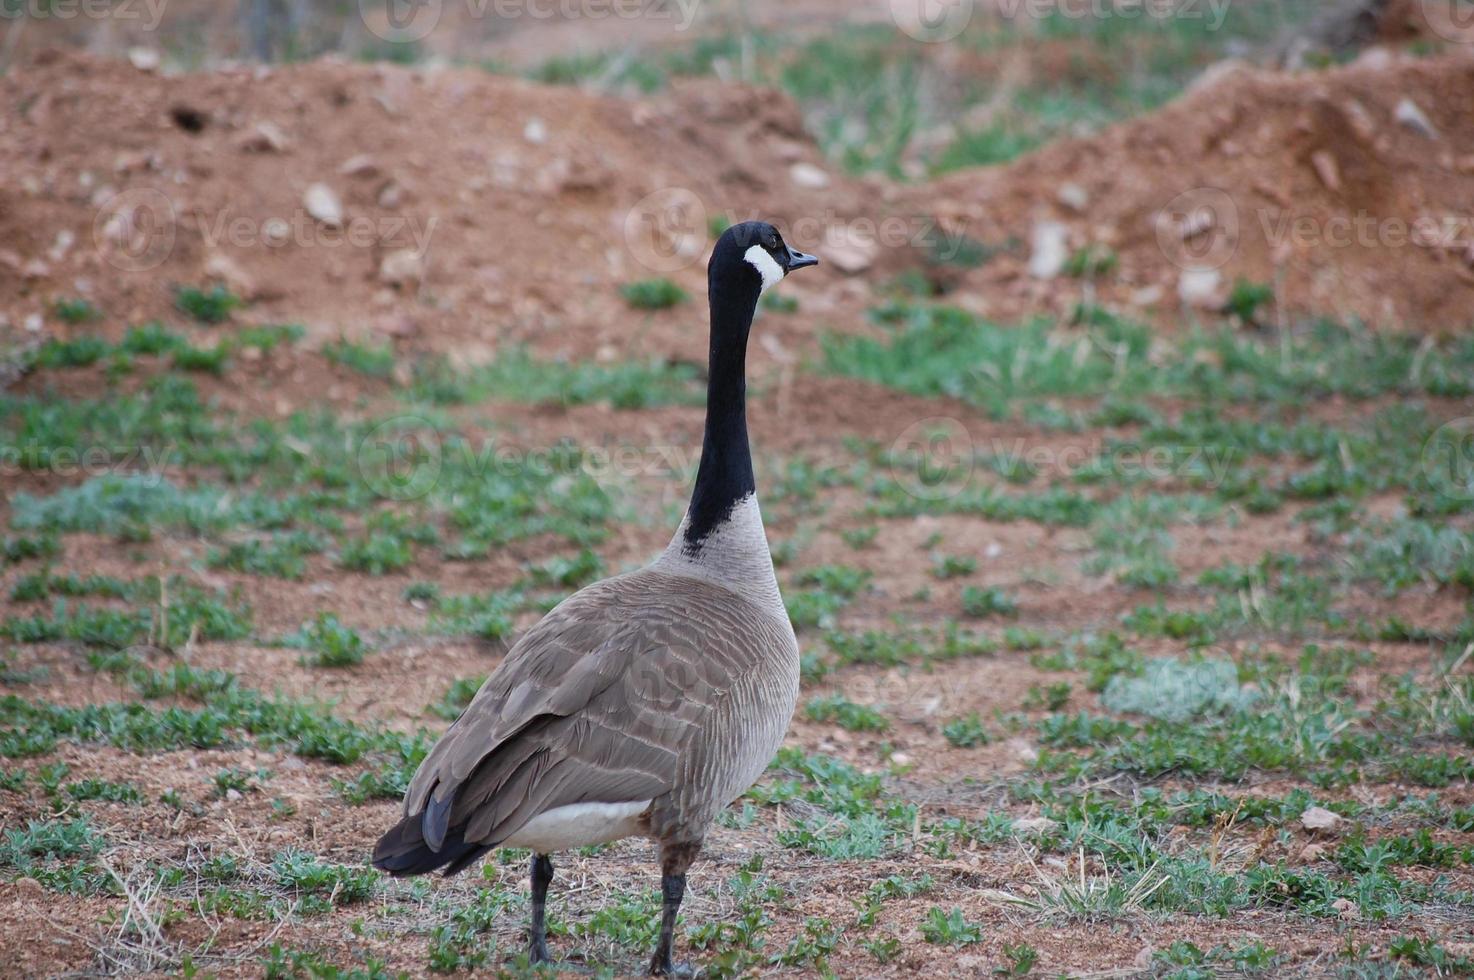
[373, 221, 818, 975]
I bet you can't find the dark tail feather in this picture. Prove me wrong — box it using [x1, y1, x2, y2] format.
[372, 812, 491, 878]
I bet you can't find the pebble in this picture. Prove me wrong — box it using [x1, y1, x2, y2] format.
[237, 121, 289, 153]
[789, 162, 831, 190]
[1028, 220, 1070, 280]
[826, 240, 876, 275]
[379, 249, 425, 287]
[1395, 98, 1439, 140]
[128, 47, 160, 72]
[1056, 182, 1090, 212]
[303, 182, 344, 228]
[1300, 805, 1341, 831]
[338, 154, 379, 177]
[1310, 150, 1342, 192]
[1178, 267, 1225, 310]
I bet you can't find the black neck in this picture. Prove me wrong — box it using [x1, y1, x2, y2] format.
[682, 276, 760, 551]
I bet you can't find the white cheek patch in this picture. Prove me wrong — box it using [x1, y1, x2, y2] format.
[744, 244, 784, 294]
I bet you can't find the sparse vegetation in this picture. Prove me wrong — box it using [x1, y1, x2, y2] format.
[620, 278, 688, 310]
[6, 5, 1470, 975]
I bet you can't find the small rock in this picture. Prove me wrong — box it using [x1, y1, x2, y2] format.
[377, 313, 420, 337]
[1006, 737, 1038, 764]
[262, 217, 291, 246]
[225, 788, 243, 803]
[128, 47, 160, 72]
[377, 181, 404, 209]
[303, 182, 343, 228]
[237, 121, 289, 153]
[1299, 842, 1331, 863]
[1341, 99, 1379, 145]
[205, 252, 256, 300]
[1353, 47, 1394, 71]
[789, 162, 831, 190]
[338, 154, 379, 177]
[890, 752, 912, 766]
[1332, 897, 1359, 920]
[1310, 150, 1342, 192]
[1013, 817, 1059, 835]
[1028, 220, 1071, 280]
[22, 259, 49, 280]
[1133, 946, 1155, 970]
[11, 877, 43, 900]
[1395, 98, 1439, 140]
[1056, 182, 1090, 212]
[379, 249, 425, 287]
[1301, 806, 1341, 831]
[48, 229, 75, 264]
[1178, 266, 1226, 309]
[523, 117, 548, 144]
[23, 313, 43, 333]
[1132, 284, 1165, 306]
[827, 240, 876, 275]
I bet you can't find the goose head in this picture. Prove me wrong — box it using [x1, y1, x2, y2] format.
[707, 221, 819, 313]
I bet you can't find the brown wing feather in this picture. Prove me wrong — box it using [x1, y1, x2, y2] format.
[402, 570, 751, 847]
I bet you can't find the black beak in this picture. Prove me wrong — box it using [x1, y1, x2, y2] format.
[784, 246, 819, 273]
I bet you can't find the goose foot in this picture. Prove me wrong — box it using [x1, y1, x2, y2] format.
[528, 853, 555, 964]
[648, 954, 695, 977]
[649, 841, 702, 979]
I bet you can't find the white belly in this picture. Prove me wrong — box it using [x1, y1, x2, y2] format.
[500, 800, 652, 853]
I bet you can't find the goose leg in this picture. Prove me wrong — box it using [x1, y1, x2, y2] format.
[649, 840, 701, 977]
[529, 853, 554, 964]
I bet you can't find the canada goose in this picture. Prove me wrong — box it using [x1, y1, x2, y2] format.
[373, 221, 819, 975]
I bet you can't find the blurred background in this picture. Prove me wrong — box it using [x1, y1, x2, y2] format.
[5, 2, 1474, 977]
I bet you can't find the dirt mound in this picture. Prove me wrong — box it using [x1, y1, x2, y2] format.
[4, 46, 1474, 370]
[914, 50, 1474, 330]
[0, 50, 879, 367]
